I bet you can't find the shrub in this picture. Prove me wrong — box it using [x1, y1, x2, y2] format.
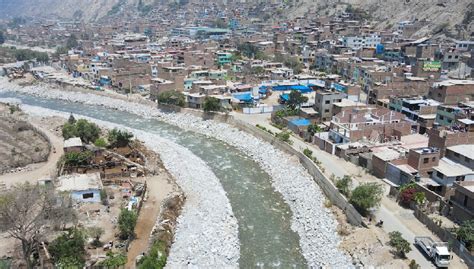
[118, 208, 137, 239]
[94, 137, 108, 148]
[388, 231, 411, 258]
[108, 128, 133, 148]
[413, 192, 426, 205]
[349, 182, 383, 216]
[276, 130, 292, 144]
[303, 148, 313, 158]
[336, 175, 352, 197]
[203, 97, 221, 112]
[157, 90, 185, 107]
[138, 240, 167, 269]
[99, 252, 127, 268]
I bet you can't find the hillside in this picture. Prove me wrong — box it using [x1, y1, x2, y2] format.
[0, 0, 472, 38]
[0, 0, 157, 22]
[290, 0, 473, 39]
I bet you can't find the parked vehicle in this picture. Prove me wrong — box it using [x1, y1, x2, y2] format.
[414, 236, 451, 268]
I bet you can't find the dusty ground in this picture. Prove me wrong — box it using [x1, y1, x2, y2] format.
[125, 173, 178, 268]
[0, 115, 64, 188]
[0, 103, 50, 175]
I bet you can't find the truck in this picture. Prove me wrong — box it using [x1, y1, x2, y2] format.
[414, 236, 451, 268]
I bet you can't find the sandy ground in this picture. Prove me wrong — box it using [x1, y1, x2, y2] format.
[233, 112, 469, 269]
[126, 173, 177, 268]
[0, 116, 64, 188]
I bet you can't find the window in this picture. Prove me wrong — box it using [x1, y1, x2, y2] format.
[325, 100, 330, 104]
[439, 115, 444, 120]
[432, 157, 436, 162]
[436, 171, 444, 179]
[423, 158, 429, 164]
[324, 109, 330, 113]
[82, 193, 94, 199]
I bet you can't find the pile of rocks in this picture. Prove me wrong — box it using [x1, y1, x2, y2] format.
[2, 80, 352, 267]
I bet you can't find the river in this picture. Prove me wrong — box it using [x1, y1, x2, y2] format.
[0, 91, 307, 268]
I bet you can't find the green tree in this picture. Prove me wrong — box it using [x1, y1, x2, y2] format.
[118, 208, 137, 239]
[0, 31, 5, 45]
[107, 128, 134, 148]
[138, 240, 167, 269]
[237, 43, 262, 59]
[157, 90, 185, 107]
[307, 124, 322, 136]
[349, 182, 384, 216]
[54, 46, 68, 57]
[203, 97, 221, 112]
[62, 119, 100, 144]
[287, 90, 308, 111]
[336, 175, 352, 197]
[456, 219, 474, 251]
[75, 119, 100, 143]
[49, 228, 86, 268]
[99, 252, 127, 267]
[388, 231, 412, 258]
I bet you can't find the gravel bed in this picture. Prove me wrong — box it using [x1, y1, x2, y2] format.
[1, 79, 353, 267]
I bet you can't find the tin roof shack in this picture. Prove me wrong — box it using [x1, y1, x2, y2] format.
[57, 173, 103, 203]
[63, 137, 84, 153]
[450, 181, 474, 223]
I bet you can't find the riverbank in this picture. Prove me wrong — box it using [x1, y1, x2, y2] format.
[15, 104, 240, 268]
[0, 77, 352, 267]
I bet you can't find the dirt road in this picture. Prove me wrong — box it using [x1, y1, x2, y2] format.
[0, 120, 64, 188]
[126, 174, 176, 268]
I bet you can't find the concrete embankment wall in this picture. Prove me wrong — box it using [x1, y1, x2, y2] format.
[158, 104, 363, 226]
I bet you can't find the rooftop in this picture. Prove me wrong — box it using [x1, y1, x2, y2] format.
[57, 173, 102, 192]
[447, 144, 474, 160]
[64, 137, 83, 148]
[434, 158, 473, 177]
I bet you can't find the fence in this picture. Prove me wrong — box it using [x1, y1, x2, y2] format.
[413, 207, 474, 267]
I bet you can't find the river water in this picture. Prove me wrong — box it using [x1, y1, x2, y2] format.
[0, 91, 307, 268]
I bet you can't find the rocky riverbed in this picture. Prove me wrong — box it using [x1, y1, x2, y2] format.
[0, 79, 353, 267]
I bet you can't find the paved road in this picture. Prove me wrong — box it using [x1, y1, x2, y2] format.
[233, 112, 467, 268]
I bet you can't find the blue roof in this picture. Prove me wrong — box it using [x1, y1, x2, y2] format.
[233, 92, 253, 102]
[259, 85, 268, 94]
[290, 118, 311, 126]
[289, 85, 312, 93]
[272, 84, 312, 93]
[280, 93, 289, 101]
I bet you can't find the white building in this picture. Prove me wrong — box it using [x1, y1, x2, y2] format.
[342, 34, 381, 50]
